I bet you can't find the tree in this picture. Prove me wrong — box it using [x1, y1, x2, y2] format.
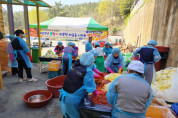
[119, 0, 134, 18]
[28, 8, 49, 24]
[48, 2, 67, 18]
[98, 0, 114, 18]
[13, 11, 24, 30]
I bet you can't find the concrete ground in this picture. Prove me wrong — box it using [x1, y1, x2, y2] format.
[0, 63, 63, 118]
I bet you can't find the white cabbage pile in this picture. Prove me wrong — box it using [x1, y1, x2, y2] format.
[152, 68, 178, 102]
[43, 50, 58, 58]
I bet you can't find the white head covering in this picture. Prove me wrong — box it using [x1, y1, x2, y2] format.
[128, 60, 144, 74]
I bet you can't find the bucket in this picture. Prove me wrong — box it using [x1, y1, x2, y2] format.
[45, 75, 66, 98]
[23, 90, 52, 108]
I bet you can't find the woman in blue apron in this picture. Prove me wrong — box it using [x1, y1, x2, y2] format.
[59, 52, 96, 118]
[133, 40, 161, 85]
[72, 43, 78, 57]
[11, 30, 37, 82]
[85, 37, 93, 52]
[103, 42, 113, 57]
[62, 42, 75, 75]
[54, 41, 64, 54]
[88, 50, 104, 79]
[104, 48, 124, 73]
[107, 61, 152, 118]
[7, 35, 18, 75]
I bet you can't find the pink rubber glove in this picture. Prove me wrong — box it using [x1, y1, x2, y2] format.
[93, 68, 100, 74]
[9, 54, 13, 61]
[93, 68, 104, 78]
[107, 67, 115, 73]
[93, 90, 99, 95]
[119, 66, 123, 69]
[94, 74, 100, 78]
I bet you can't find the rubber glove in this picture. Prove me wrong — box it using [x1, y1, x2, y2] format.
[93, 68, 104, 78]
[9, 54, 13, 61]
[94, 74, 103, 79]
[93, 90, 99, 95]
[27, 52, 33, 62]
[107, 66, 115, 73]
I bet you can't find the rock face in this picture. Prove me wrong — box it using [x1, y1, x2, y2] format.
[123, 0, 156, 47]
[151, 0, 178, 67]
[124, 0, 178, 67]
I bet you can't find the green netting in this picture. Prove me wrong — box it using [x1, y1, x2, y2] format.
[36, 1, 48, 7]
[4, 0, 19, 4]
[1, 0, 50, 7]
[23, 0, 36, 6]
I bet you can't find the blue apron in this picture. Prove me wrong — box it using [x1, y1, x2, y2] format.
[16, 37, 32, 68]
[62, 53, 72, 74]
[111, 74, 152, 118]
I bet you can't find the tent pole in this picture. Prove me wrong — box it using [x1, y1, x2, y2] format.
[36, 5, 41, 56]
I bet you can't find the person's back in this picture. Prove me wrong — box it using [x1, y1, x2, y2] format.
[94, 47, 104, 56]
[107, 61, 152, 118]
[63, 60, 87, 93]
[115, 74, 151, 113]
[138, 46, 155, 64]
[63, 46, 75, 59]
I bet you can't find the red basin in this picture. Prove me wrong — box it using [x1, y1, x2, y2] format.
[45, 75, 66, 98]
[23, 90, 52, 108]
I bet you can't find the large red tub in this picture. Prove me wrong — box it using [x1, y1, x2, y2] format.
[23, 90, 52, 108]
[45, 75, 66, 98]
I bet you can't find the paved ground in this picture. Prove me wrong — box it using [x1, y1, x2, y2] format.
[0, 63, 63, 118]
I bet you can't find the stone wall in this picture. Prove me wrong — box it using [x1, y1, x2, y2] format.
[124, 0, 178, 67]
[151, 0, 178, 67]
[123, 0, 155, 47]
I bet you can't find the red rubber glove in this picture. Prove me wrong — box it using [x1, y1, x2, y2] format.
[9, 54, 13, 61]
[107, 67, 115, 73]
[27, 52, 33, 62]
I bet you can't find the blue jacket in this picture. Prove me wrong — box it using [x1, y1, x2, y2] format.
[107, 73, 152, 118]
[104, 54, 125, 72]
[59, 66, 96, 118]
[85, 41, 93, 51]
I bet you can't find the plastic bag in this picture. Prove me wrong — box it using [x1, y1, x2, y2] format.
[171, 103, 178, 116]
[78, 97, 112, 118]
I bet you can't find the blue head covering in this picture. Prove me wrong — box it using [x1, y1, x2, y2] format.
[88, 50, 99, 57]
[80, 52, 95, 66]
[67, 42, 73, 46]
[112, 48, 121, 54]
[9, 35, 16, 41]
[147, 40, 157, 46]
[94, 42, 100, 46]
[105, 42, 111, 45]
[72, 43, 76, 46]
[58, 41, 63, 45]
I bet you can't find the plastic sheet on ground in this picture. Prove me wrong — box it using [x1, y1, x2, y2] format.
[78, 97, 112, 118]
